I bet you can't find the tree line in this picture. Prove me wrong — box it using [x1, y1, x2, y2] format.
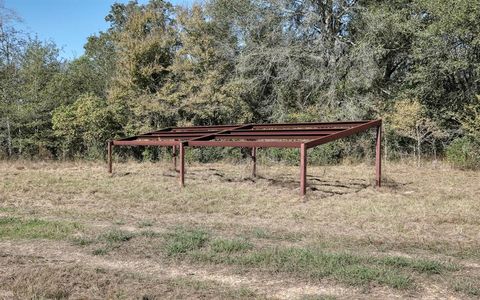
[1, 0, 479, 167]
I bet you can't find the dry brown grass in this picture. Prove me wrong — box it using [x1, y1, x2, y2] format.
[1, 159, 479, 299]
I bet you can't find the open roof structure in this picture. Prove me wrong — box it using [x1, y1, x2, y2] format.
[108, 120, 382, 196]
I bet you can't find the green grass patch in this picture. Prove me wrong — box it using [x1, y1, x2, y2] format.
[252, 228, 270, 239]
[251, 227, 304, 242]
[113, 220, 126, 225]
[139, 229, 162, 238]
[0, 217, 81, 240]
[453, 277, 480, 296]
[137, 220, 154, 228]
[0, 207, 16, 213]
[164, 228, 209, 256]
[162, 229, 453, 290]
[70, 236, 95, 246]
[92, 248, 109, 256]
[377, 256, 455, 274]
[211, 238, 253, 253]
[234, 247, 413, 289]
[78, 229, 136, 255]
[101, 229, 135, 243]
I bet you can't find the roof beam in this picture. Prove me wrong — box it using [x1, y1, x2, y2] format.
[113, 140, 180, 146]
[171, 125, 239, 132]
[304, 119, 381, 149]
[251, 121, 367, 129]
[188, 140, 301, 148]
[219, 131, 339, 136]
[137, 133, 207, 138]
[232, 128, 346, 133]
[189, 124, 253, 141]
[214, 134, 329, 140]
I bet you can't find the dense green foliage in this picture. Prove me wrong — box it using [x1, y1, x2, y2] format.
[1, 0, 479, 166]
[446, 137, 480, 170]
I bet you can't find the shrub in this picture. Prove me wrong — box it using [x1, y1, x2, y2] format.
[446, 137, 480, 170]
[52, 93, 121, 159]
[186, 147, 244, 163]
[259, 142, 343, 166]
[309, 142, 344, 165]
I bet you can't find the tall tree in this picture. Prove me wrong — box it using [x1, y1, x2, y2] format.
[208, 0, 368, 122]
[408, 0, 480, 125]
[168, 4, 250, 125]
[15, 38, 62, 156]
[0, 2, 24, 157]
[47, 31, 117, 106]
[107, 0, 178, 134]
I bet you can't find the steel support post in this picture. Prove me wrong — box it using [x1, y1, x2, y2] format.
[179, 143, 185, 187]
[375, 125, 382, 187]
[107, 141, 113, 174]
[251, 147, 257, 177]
[300, 144, 307, 196]
[172, 145, 177, 171]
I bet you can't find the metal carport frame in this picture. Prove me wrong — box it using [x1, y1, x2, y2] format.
[108, 120, 382, 196]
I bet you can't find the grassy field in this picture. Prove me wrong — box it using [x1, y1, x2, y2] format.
[1, 159, 479, 299]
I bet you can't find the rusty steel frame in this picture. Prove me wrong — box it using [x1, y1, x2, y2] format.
[108, 120, 382, 196]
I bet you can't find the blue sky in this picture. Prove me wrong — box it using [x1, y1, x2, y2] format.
[5, 0, 196, 59]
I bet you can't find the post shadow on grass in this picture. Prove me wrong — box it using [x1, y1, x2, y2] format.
[157, 165, 411, 197]
[160, 167, 373, 198]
